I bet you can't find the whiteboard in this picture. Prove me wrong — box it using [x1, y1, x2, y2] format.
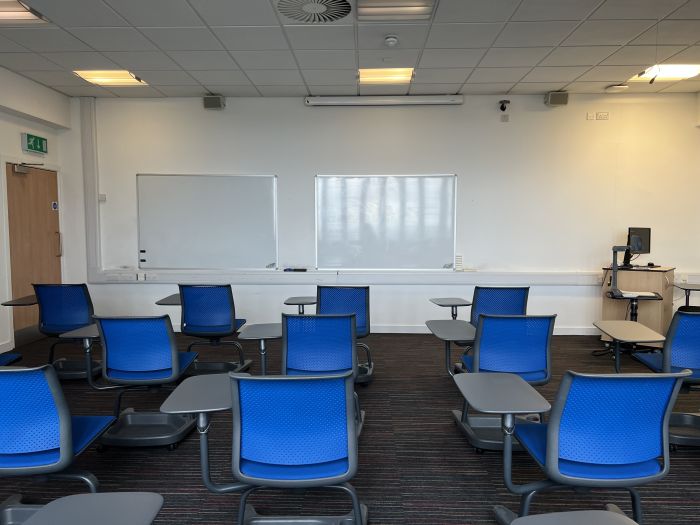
[137, 174, 277, 270]
[316, 175, 456, 270]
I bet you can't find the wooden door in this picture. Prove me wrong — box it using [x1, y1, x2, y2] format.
[5, 163, 62, 331]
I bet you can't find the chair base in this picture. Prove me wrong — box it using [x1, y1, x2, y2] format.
[355, 363, 374, 385]
[452, 410, 529, 452]
[53, 358, 101, 381]
[357, 410, 365, 437]
[0, 495, 42, 525]
[186, 359, 253, 376]
[670, 411, 700, 447]
[99, 408, 195, 448]
[241, 503, 368, 525]
[493, 504, 629, 525]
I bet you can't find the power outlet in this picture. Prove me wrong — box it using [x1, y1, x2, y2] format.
[596, 112, 609, 120]
[500, 114, 510, 123]
[586, 112, 595, 120]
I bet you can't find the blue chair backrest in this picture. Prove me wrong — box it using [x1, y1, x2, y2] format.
[282, 314, 356, 376]
[96, 316, 177, 373]
[33, 284, 93, 335]
[470, 286, 529, 327]
[0, 366, 71, 471]
[316, 286, 369, 337]
[474, 315, 554, 375]
[231, 373, 356, 483]
[179, 284, 235, 334]
[549, 372, 682, 470]
[664, 311, 700, 370]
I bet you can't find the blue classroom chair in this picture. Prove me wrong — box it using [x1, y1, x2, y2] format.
[179, 284, 251, 374]
[316, 286, 373, 384]
[0, 352, 21, 366]
[0, 365, 114, 519]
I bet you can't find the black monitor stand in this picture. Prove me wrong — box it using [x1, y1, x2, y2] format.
[621, 248, 633, 269]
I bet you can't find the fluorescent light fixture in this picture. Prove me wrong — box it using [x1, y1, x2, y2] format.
[605, 84, 629, 93]
[357, 0, 436, 21]
[304, 95, 463, 106]
[359, 67, 414, 84]
[628, 64, 700, 83]
[0, 0, 46, 23]
[74, 70, 147, 87]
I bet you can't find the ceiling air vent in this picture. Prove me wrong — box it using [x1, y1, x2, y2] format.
[276, 0, 352, 23]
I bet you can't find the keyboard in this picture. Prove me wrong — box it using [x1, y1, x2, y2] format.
[619, 290, 657, 298]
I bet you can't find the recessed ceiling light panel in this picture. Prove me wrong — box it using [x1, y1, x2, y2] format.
[359, 67, 414, 84]
[74, 70, 148, 87]
[0, 0, 47, 24]
[628, 64, 700, 83]
[357, 0, 436, 21]
[276, 0, 352, 23]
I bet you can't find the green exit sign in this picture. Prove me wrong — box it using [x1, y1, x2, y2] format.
[21, 133, 48, 154]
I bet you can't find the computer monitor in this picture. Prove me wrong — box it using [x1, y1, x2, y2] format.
[622, 227, 650, 267]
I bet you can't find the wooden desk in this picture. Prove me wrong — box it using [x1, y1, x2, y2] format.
[601, 266, 674, 345]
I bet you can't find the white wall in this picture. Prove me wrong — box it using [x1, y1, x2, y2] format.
[77, 93, 700, 333]
[0, 67, 70, 129]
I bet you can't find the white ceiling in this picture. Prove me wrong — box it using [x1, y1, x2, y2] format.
[0, 0, 698, 97]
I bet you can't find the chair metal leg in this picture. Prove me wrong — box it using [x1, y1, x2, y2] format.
[518, 491, 537, 517]
[45, 468, 99, 493]
[629, 488, 643, 524]
[238, 487, 257, 525]
[338, 483, 364, 525]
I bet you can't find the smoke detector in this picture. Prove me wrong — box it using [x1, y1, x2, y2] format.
[384, 35, 399, 47]
[276, 0, 352, 23]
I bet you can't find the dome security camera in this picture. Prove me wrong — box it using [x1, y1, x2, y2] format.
[499, 99, 510, 112]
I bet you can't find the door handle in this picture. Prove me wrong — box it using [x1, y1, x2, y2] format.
[55, 231, 62, 257]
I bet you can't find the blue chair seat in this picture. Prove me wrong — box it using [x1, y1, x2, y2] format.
[515, 422, 663, 480]
[0, 353, 20, 366]
[183, 319, 246, 336]
[633, 353, 700, 379]
[0, 415, 114, 468]
[240, 458, 349, 480]
[107, 353, 197, 381]
[460, 355, 548, 382]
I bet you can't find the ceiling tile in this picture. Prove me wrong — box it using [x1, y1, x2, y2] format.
[521, 66, 588, 82]
[294, 50, 356, 69]
[104, 0, 202, 27]
[139, 28, 222, 51]
[664, 46, 700, 63]
[189, 70, 250, 84]
[152, 85, 208, 96]
[565, 81, 611, 93]
[257, 85, 308, 97]
[467, 67, 531, 83]
[167, 50, 239, 70]
[601, 45, 686, 66]
[308, 85, 357, 95]
[631, 21, 700, 45]
[0, 34, 27, 52]
[359, 84, 409, 95]
[459, 82, 514, 93]
[512, 0, 602, 21]
[409, 83, 462, 94]
[41, 52, 120, 70]
[358, 24, 429, 50]
[188, 0, 279, 26]
[231, 50, 297, 69]
[419, 48, 486, 68]
[509, 82, 566, 93]
[66, 28, 157, 52]
[0, 52, 61, 70]
[660, 80, 700, 92]
[413, 68, 471, 83]
[576, 65, 644, 81]
[358, 49, 419, 68]
[590, 0, 687, 20]
[622, 81, 669, 93]
[212, 26, 289, 51]
[204, 85, 259, 96]
[107, 86, 164, 97]
[52, 85, 116, 96]
[301, 69, 357, 85]
[426, 23, 503, 49]
[479, 47, 552, 67]
[21, 70, 89, 86]
[132, 70, 198, 85]
[434, 0, 520, 23]
[563, 20, 654, 46]
[668, 0, 700, 19]
[104, 51, 180, 70]
[284, 26, 355, 50]
[494, 21, 579, 47]
[245, 69, 303, 85]
[0, 28, 91, 52]
[23, 0, 128, 27]
[540, 46, 619, 66]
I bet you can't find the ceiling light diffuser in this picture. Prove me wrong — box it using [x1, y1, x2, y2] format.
[357, 0, 436, 21]
[359, 68, 414, 84]
[628, 64, 700, 83]
[74, 70, 147, 87]
[604, 84, 629, 93]
[0, 0, 46, 23]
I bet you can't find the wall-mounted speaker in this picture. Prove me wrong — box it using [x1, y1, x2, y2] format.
[203, 95, 226, 110]
[544, 91, 569, 107]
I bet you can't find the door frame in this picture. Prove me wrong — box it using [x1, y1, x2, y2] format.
[0, 153, 64, 352]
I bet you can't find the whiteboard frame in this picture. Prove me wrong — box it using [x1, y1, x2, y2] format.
[314, 174, 457, 271]
[136, 173, 279, 271]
